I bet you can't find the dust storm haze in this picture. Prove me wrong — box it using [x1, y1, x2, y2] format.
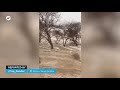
[1, 12, 120, 78]
[39, 12, 81, 78]
[81, 12, 120, 78]
[0, 12, 39, 78]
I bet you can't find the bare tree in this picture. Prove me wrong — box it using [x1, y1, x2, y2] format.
[52, 22, 81, 47]
[53, 24, 69, 47]
[62, 26, 69, 47]
[39, 12, 60, 49]
[67, 22, 81, 46]
[52, 29, 63, 44]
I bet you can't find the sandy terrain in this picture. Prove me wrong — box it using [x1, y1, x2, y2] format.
[39, 40, 81, 78]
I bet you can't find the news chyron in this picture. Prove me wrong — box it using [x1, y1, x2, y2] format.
[6, 65, 27, 74]
[6, 65, 56, 74]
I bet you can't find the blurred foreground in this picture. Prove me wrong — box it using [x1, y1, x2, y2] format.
[81, 12, 120, 78]
[0, 12, 39, 78]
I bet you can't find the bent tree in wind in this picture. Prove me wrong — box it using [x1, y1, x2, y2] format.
[39, 12, 60, 49]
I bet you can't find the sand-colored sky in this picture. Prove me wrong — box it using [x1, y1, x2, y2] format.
[57, 12, 81, 24]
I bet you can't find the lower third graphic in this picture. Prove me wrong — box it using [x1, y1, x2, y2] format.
[28, 68, 56, 74]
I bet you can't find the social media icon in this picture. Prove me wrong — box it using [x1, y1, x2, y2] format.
[6, 16, 11, 21]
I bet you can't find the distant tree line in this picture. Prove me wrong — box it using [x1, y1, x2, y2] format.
[39, 12, 81, 49]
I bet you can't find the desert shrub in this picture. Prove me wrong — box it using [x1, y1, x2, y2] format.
[72, 53, 80, 60]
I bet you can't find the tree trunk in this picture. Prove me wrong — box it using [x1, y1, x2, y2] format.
[64, 38, 68, 47]
[72, 39, 78, 46]
[63, 38, 65, 47]
[48, 38, 54, 49]
[46, 31, 54, 49]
